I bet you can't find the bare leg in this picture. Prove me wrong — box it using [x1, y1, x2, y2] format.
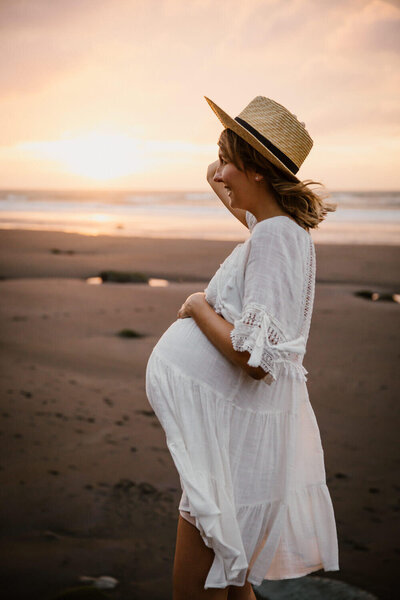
[227, 579, 257, 600]
[173, 514, 229, 600]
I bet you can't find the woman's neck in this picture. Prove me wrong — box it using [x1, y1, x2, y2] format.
[249, 191, 296, 224]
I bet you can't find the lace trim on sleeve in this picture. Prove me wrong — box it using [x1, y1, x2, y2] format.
[230, 302, 307, 383]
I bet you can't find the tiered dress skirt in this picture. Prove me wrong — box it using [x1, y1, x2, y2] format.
[145, 316, 339, 589]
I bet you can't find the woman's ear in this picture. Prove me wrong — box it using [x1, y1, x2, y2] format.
[245, 166, 263, 181]
[252, 170, 264, 182]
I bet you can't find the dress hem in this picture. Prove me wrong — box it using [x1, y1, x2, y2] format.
[246, 564, 340, 587]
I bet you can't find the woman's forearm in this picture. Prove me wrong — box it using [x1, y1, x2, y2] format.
[190, 299, 266, 380]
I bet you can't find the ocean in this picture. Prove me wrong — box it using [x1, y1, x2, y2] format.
[0, 189, 399, 245]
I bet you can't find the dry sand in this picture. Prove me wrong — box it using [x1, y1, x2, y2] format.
[0, 229, 399, 599]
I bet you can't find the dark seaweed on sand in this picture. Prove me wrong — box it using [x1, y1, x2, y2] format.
[99, 270, 148, 283]
[117, 328, 144, 338]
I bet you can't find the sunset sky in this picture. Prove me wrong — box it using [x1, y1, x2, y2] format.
[0, 0, 399, 191]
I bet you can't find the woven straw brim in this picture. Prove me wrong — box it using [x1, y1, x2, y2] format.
[205, 96, 300, 182]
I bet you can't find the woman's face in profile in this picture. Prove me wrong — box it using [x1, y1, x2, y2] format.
[213, 150, 255, 211]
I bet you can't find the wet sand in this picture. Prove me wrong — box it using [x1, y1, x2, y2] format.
[0, 229, 399, 599]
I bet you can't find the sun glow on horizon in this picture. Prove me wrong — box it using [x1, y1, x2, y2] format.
[15, 133, 217, 184]
[20, 132, 149, 181]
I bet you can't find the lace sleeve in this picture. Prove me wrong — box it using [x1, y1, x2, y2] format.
[230, 303, 284, 383]
[230, 219, 307, 384]
[230, 302, 306, 383]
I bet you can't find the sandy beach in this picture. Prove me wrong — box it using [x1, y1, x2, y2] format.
[0, 228, 399, 600]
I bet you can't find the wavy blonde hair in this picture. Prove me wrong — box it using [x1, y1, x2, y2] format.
[218, 128, 336, 230]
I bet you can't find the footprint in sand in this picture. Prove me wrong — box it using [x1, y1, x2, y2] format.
[105, 438, 117, 445]
[352, 542, 370, 552]
[334, 472, 349, 479]
[112, 479, 160, 498]
[135, 409, 156, 417]
[113, 478, 136, 492]
[50, 248, 76, 255]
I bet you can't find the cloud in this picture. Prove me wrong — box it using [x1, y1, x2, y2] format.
[329, 0, 400, 53]
[0, 0, 109, 94]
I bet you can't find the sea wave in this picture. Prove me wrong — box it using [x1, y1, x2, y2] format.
[0, 189, 399, 244]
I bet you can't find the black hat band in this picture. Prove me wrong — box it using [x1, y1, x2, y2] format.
[234, 116, 299, 174]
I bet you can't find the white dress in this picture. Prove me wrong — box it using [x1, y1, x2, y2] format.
[145, 213, 339, 589]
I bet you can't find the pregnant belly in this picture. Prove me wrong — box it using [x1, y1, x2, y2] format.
[147, 317, 241, 392]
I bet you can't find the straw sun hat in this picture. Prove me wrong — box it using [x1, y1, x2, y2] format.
[204, 95, 313, 181]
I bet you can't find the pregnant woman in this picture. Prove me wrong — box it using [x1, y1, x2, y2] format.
[145, 96, 339, 600]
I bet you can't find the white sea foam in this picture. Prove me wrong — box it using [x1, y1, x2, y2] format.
[0, 189, 399, 244]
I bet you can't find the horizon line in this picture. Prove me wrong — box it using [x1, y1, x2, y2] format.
[0, 187, 399, 195]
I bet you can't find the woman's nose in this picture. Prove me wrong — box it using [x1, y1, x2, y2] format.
[213, 166, 223, 183]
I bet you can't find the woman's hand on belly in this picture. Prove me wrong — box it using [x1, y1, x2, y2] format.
[178, 291, 268, 381]
[177, 292, 208, 319]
